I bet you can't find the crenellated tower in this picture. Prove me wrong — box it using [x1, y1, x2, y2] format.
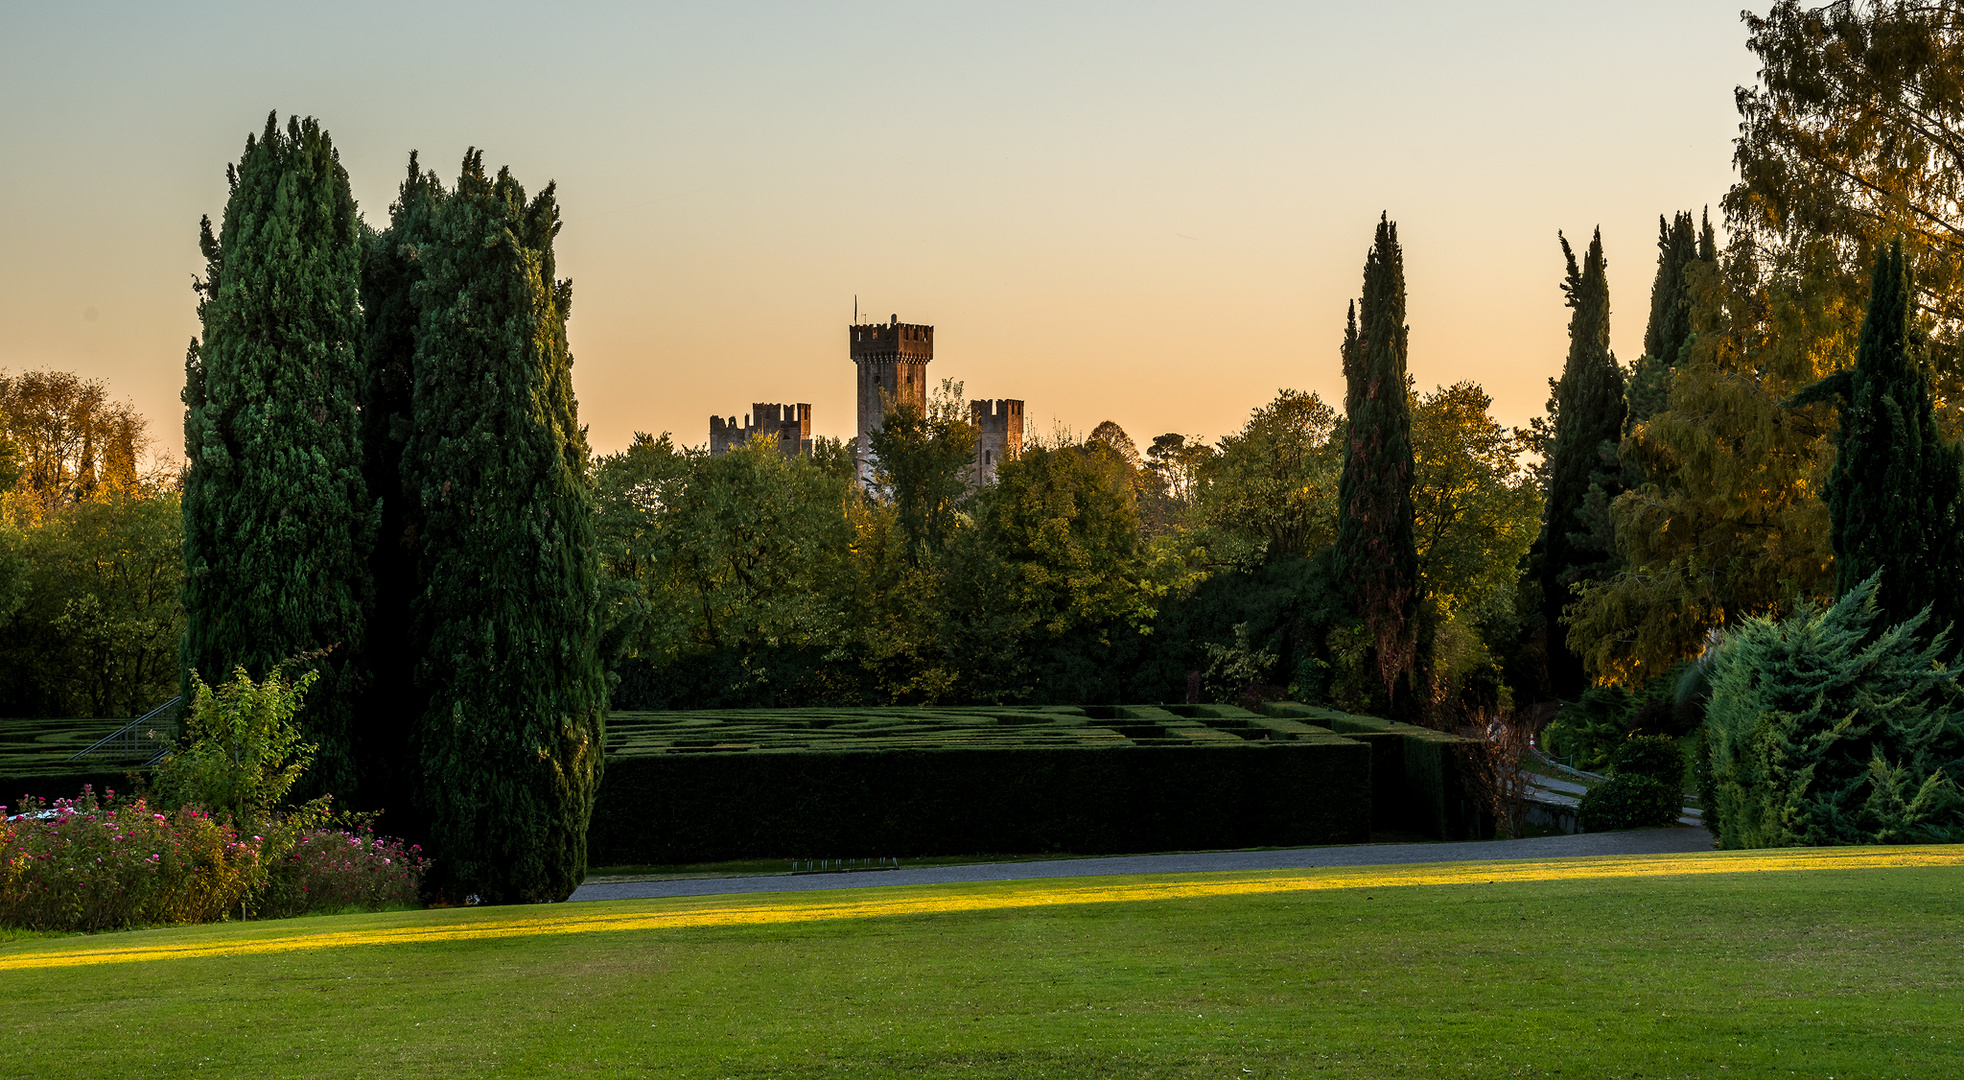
[709, 402, 812, 458]
[850, 314, 932, 484]
[970, 398, 1024, 484]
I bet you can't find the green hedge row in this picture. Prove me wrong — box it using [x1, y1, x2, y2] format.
[1260, 704, 1476, 840]
[589, 740, 1372, 866]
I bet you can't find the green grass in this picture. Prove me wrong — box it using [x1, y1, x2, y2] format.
[3, 855, 1959, 1078]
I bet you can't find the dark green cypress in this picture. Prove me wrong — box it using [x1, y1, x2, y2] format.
[353, 154, 447, 828]
[1335, 215, 1421, 707]
[406, 152, 604, 903]
[1625, 209, 1715, 427]
[1530, 229, 1624, 700]
[182, 113, 373, 798]
[1812, 240, 1964, 632]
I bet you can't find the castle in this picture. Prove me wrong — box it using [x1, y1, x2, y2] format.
[709, 314, 1023, 485]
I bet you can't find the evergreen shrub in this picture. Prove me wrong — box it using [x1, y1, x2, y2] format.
[1702, 574, 1964, 847]
[1609, 735, 1687, 789]
[1578, 774, 1678, 832]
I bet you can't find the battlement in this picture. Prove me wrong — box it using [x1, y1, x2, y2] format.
[850, 315, 934, 363]
[710, 401, 812, 458]
[970, 398, 1025, 485]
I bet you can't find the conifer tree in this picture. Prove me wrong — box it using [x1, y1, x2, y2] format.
[354, 154, 447, 826]
[1528, 229, 1623, 699]
[405, 152, 604, 903]
[1798, 239, 1964, 632]
[1626, 210, 1716, 426]
[1334, 215, 1420, 707]
[182, 113, 372, 798]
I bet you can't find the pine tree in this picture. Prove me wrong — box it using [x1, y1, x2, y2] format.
[405, 152, 604, 903]
[1334, 214, 1420, 707]
[1529, 229, 1623, 699]
[1625, 210, 1716, 427]
[182, 113, 372, 798]
[1800, 239, 1964, 632]
[353, 154, 447, 828]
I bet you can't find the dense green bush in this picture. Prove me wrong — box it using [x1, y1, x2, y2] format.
[1609, 735, 1687, 790]
[1579, 774, 1679, 832]
[1703, 575, 1964, 847]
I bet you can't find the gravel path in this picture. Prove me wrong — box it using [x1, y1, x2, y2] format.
[569, 825, 1716, 903]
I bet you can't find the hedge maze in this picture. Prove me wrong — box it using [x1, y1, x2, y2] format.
[7, 704, 1471, 863]
[590, 703, 1470, 866]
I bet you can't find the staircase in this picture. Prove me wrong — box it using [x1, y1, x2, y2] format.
[67, 697, 182, 767]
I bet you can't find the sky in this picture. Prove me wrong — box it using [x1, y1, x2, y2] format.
[0, 2, 1762, 462]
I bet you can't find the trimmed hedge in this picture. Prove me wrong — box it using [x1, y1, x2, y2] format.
[1261, 704, 1475, 840]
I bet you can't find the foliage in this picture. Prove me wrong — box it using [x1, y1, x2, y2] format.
[1542, 685, 1636, 772]
[402, 151, 605, 904]
[1797, 239, 1964, 632]
[1191, 390, 1339, 567]
[1730, 0, 1964, 375]
[1609, 734, 1688, 791]
[181, 112, 372, 800]
[1625, 211, 1717, 428]
[0, 369, 150, 523]
[868, 378, 977, 566]
[1335, 216, 1421, 708]
[1569, 235, 1842, 685]
[1410, 381, 1542, 627]
[1529, 229, 1624, 700]
[1702, 574, 1964, 848]
[1454, 711, 1536, 839]
[1138, 432, 1210, 537]
[0, 490, 183, 718]
[0, 787, 262, 931]
[257, 824, 427, 919]
[1578, 774, 1679, 832]
[152, 666, 320, 827]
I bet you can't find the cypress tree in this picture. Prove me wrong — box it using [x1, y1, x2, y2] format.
[1335, 214, 1421, 708]
[1800, 239, 1964, 632]
[406, 152, 604, 903]
[1625, 209, 1716, 427]
[1529, 229, 1624, 700]
[353, 154, 447, 827]
[182, 113, 373, 798]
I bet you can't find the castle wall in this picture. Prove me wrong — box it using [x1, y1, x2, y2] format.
[851, 315, 932, 486]
[708, 402, 812, 458]
[970, 398, 1024, 485]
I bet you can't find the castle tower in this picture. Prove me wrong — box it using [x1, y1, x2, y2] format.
[709, 402, 812, 458]
[850, 314, 932, 484]
[970, 399, 1024, 484]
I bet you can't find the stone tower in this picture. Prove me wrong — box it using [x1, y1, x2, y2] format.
[709, 402, 812, 458]
[850, 314, 932, 484]
[970, 398, 1024, 484]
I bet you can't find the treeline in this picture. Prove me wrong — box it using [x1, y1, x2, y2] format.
[0, 371, 180, 719]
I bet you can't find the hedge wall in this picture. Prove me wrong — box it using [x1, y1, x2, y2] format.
[590, 739, 1371, 866]
[1260, 704, 1475, 840]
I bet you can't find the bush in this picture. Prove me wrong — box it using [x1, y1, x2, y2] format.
[0, 787, 262, 932]
[1703, 575, 1964, 848]
[258, 826, 428, 918]
[1579, 774, 1679, 832]
[152, 666, 319, 825]
[1610, 735, 1687, 790]
[1541, 685, 1633, 771]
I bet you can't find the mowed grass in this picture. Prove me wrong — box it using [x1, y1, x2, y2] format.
[2, 850, 1960, 1079]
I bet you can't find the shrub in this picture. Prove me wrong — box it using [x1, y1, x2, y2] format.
[1579, 774, 1679, 832]
[1541, 685, 1632, 771]
[0, 787, 262, 932]
[258, 826, 427, 918]
[1610, 735, 1687, 790]
[152, 666, 321, 826]
[1703, 574, 1964, 847]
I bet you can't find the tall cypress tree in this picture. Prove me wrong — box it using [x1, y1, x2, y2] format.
[406, 152, 604, 903]
[182, 113, 373, 798]
[1798, 239, 1964, 633]
[353, 153, 447, 828]
[1625, 209, 1716, 427]
[1529, 229, 1623, 700]
[1335, 214, 1421, 708]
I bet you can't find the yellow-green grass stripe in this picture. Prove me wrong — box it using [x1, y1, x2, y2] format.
[5, 844, 1959, 972]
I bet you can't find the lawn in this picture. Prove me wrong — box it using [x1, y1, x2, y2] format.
[1, 848, 1958, 1079]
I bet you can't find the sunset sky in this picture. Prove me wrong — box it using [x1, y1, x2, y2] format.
[1, 2, 1759, 462]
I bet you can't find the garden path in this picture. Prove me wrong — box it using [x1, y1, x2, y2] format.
[569, 826, 1716, 903]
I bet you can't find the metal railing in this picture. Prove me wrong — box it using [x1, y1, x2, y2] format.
[68, 696, 183, 766]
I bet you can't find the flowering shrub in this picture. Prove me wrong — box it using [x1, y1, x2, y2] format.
[0, 787, 262, 932]
[259, 826, 427, 918]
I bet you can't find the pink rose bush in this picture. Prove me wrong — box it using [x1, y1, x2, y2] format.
[0, 786, 428, 932]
